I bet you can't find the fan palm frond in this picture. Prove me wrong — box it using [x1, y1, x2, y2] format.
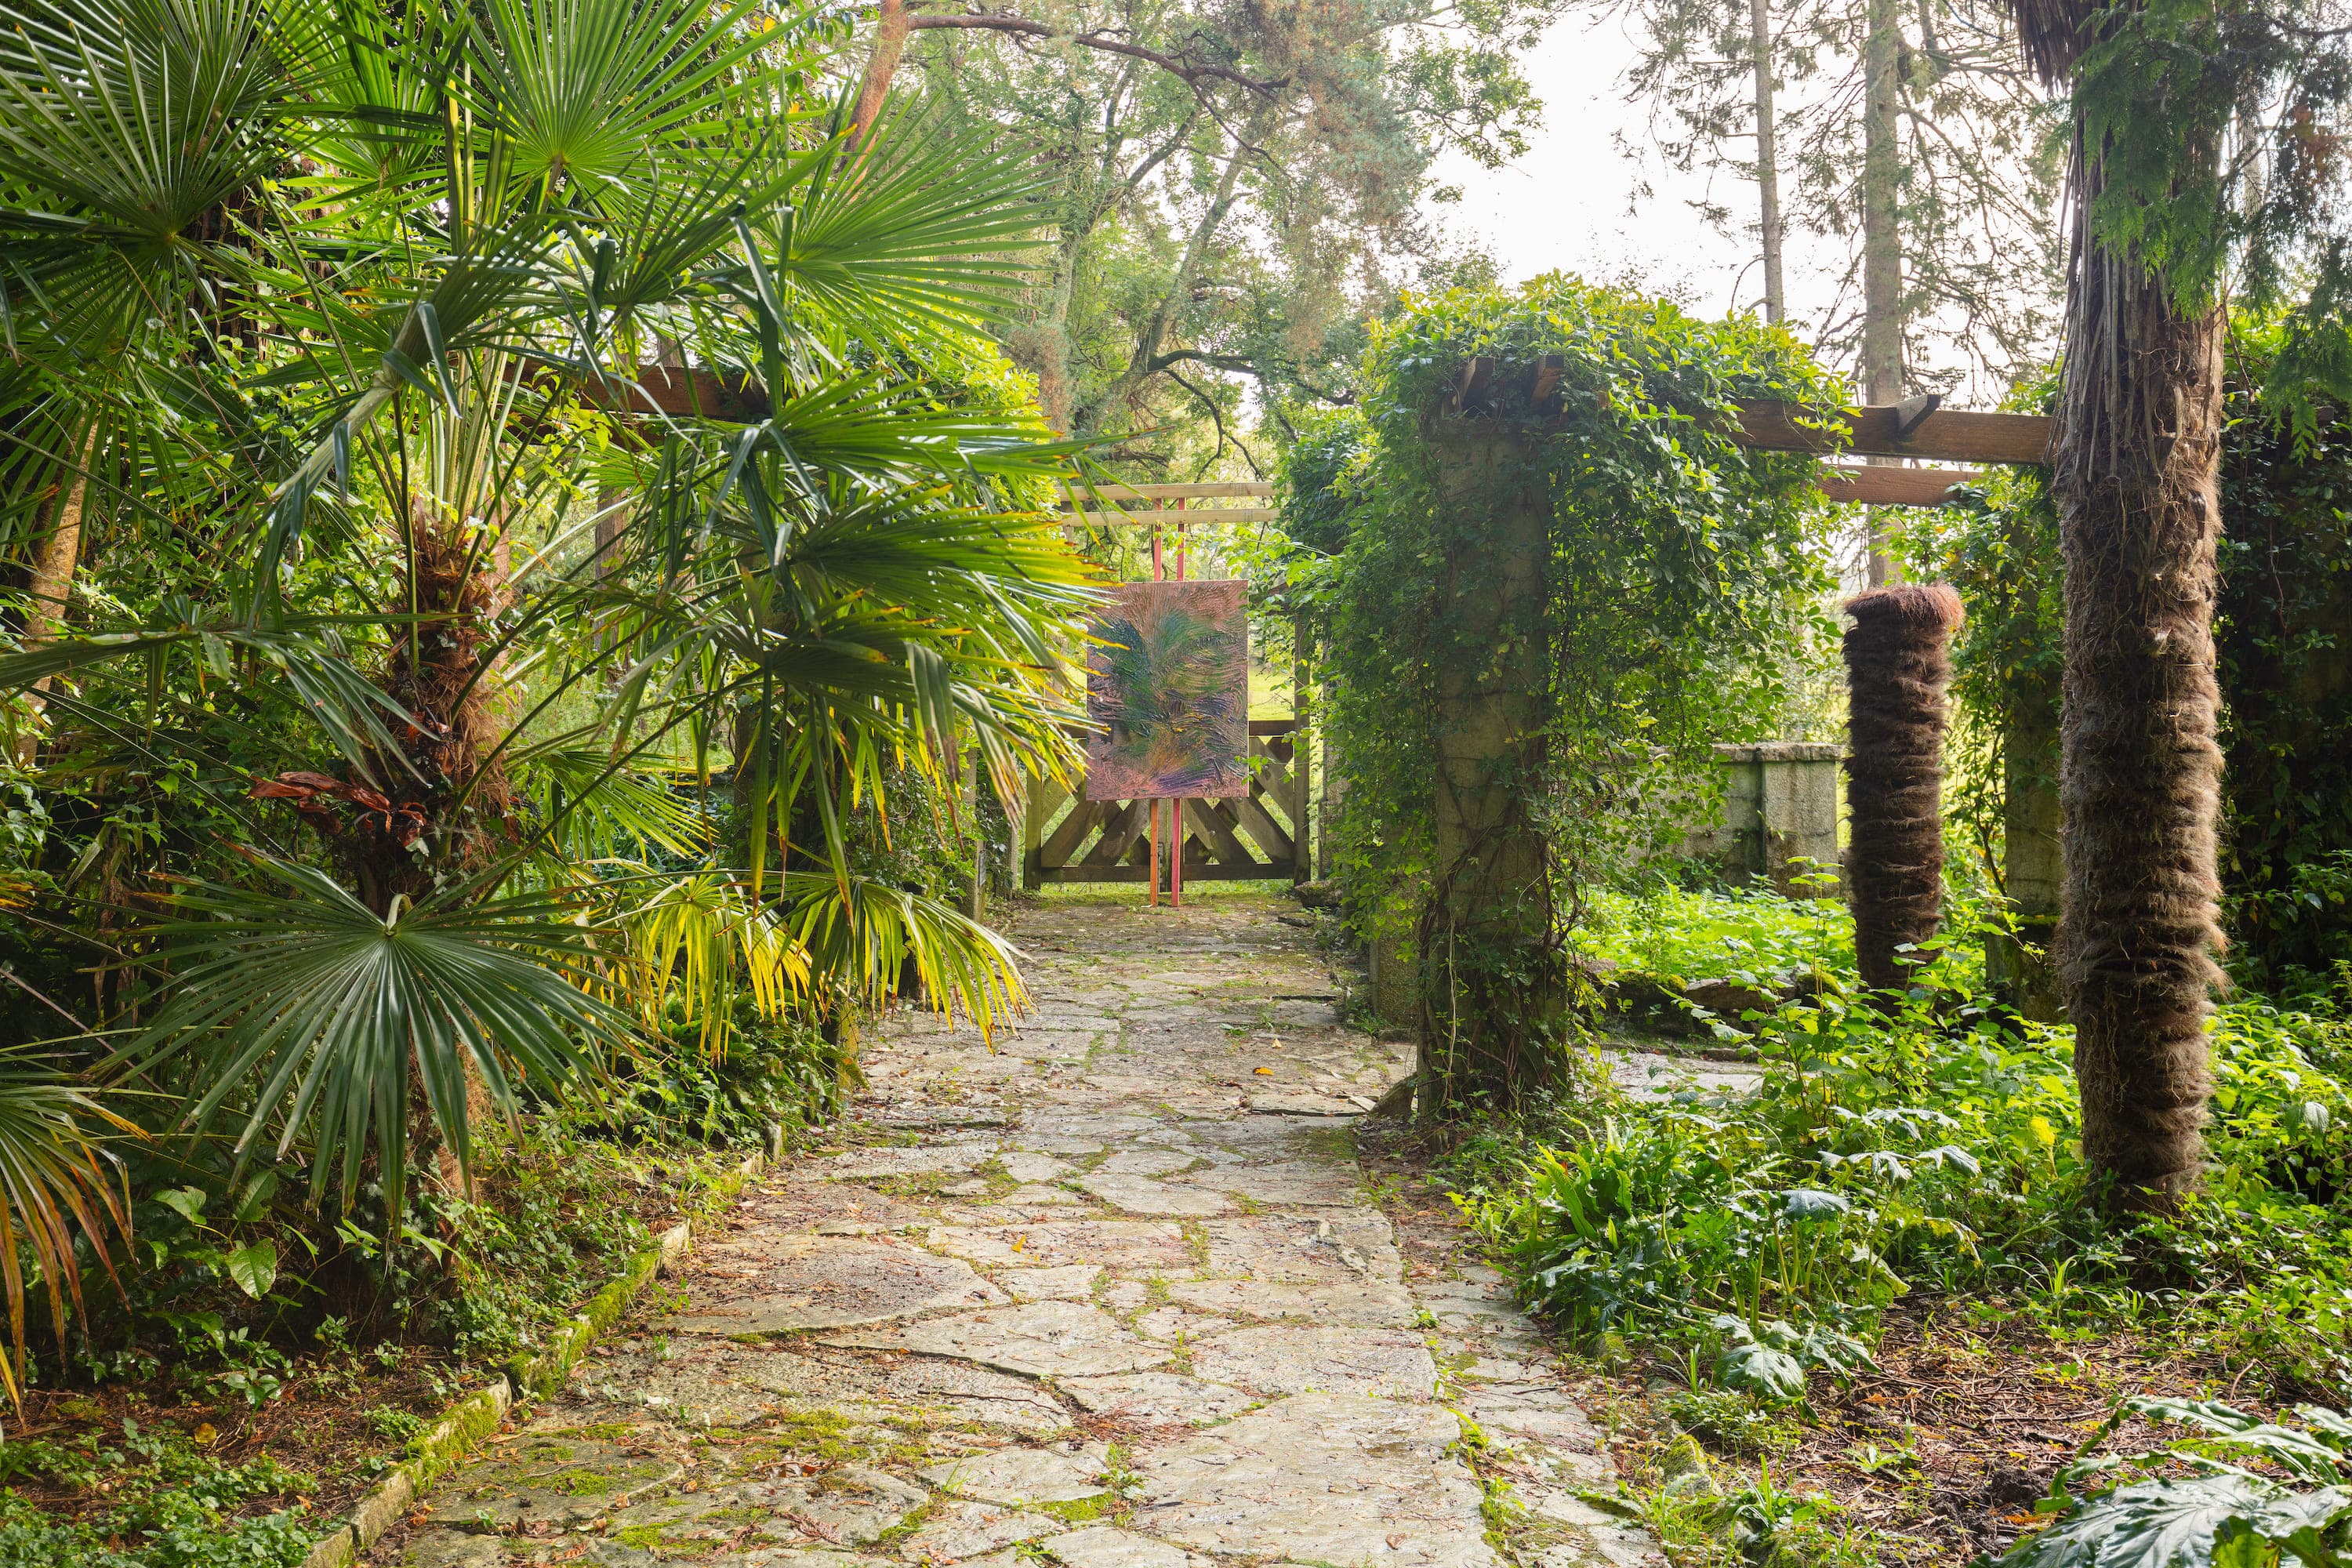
[0, 1052, 132, 1407]
[782, 870, 1024, 1038]
[125, 857, 624, 1218]
[612, 873, 807, 1058]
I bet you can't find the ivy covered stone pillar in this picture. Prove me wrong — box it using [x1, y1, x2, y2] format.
[1417, 416, 1563, 1114]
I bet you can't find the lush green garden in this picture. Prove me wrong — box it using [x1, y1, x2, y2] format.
[1456, 880, 2352, 1563]
[3, 0, 2352, 1554]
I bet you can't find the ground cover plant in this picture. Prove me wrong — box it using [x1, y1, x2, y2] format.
[1457, 883, 2352, 1563]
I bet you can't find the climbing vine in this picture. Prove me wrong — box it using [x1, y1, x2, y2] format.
[1298, 275, 1841, 1112]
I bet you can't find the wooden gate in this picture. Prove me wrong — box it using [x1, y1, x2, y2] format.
[1023, 718, 1308, 889]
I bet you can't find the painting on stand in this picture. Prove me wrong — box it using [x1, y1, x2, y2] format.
[1083, 579, 1250, 800]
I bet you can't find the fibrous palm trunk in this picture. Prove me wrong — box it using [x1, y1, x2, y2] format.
[1843, 582, 1962, 996]
[2052, 174, 2227, 1203]
[2004, 0, 2230, 1207]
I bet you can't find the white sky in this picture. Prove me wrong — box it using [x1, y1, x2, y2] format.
[1423, 14, 1851, 344]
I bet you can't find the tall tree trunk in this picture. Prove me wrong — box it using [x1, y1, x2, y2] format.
[850, 0, 912, 144]
[1087, 122, 1264, 430]
[1860, 0, 1905, 586]
[1750, 0, 1786, 324]
[1033, 227, 1085, 434]
[2053, 140, 2228, 1207]
[14, 424, 96, 768]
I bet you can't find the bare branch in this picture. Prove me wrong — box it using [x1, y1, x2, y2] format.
[906, 12, 1290, 95]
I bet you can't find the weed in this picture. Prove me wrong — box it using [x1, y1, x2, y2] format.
[1664, 1388, 1801, 1459]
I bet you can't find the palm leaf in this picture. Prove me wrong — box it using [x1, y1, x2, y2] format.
[782, 869, 1025, 1036]
[124, 857, 622, 1219]
[0, 1051, 132, 1408]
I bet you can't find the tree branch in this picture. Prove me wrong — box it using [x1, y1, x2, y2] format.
[1149, 348, 1357, 406]
[905, 13, 1290, 96]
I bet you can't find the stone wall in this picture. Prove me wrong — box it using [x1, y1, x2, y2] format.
[1684, 742, 1842, 896]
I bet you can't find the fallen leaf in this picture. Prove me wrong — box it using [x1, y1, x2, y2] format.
[1254, 1066, 1275, 1076]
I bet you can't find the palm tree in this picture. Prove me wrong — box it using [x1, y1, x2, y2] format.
[0, 0, 1098, 1232]
[2007, 0, 2228, 1205]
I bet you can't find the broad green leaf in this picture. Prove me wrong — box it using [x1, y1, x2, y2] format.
[1717, 1340, 1807, 1402]
[1779, 1188, 1852, 1220]
[1993, 1477, 2352, 1568]
[226, 1240, 278, 1300]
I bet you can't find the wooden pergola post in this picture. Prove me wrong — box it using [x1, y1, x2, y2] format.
[1292, 612, 1312, 886]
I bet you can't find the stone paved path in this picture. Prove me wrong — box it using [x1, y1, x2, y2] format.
[383, 894, 1661, 1568]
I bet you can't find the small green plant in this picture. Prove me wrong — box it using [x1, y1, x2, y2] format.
[0, 1421, 317, 1568]
[1841, 1438, 1919, 1476]
[0, 1436, 100, 1488]
[1664, 1388, 1802, 1458]
[364, 1406, 428, 1444]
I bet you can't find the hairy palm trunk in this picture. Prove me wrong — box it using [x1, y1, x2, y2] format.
[2053, 149, 2227, 1205]
[355, 503, 514, 909]
[1843, 583, 1962, 995]
[380, 503, 516, 1206]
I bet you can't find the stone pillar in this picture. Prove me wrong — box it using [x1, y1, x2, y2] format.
[1418, 419, 1559, 1112]
[1700, 742, 1842, 895]
[1988, 699, 2064, 1020]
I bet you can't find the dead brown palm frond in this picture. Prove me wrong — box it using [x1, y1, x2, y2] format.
[0, 1049, 136, 1407]
[2012, 0, 2103, 85]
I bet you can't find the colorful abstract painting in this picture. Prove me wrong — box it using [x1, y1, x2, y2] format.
[1084, 579, 1250, 800]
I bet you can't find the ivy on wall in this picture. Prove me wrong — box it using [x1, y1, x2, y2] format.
[1290, 275, 1842, 1106]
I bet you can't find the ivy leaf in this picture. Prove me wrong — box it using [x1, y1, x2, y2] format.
[226, 1240, 278, 1300]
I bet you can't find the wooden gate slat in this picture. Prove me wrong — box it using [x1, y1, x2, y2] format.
[1083, 800, 1147, 866]
[1022, 717, 1306, 889]
[1184, 798, 1257, 866]
[1040, 799, 1108, 868]
[1232, 792, 1296, 862]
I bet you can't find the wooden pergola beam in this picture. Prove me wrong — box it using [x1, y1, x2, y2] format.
[572, 365, 771, 423]
[1816, 464, 1985, 506]
[1735, 401, 2050, 465]
[1071, 482, 1272, 502]
[1066, 507, 1279, 526]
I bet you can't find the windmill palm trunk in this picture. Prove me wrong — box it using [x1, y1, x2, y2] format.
[2009, 0, 2230, 1205]
[2052, 153, 2227, 1204]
